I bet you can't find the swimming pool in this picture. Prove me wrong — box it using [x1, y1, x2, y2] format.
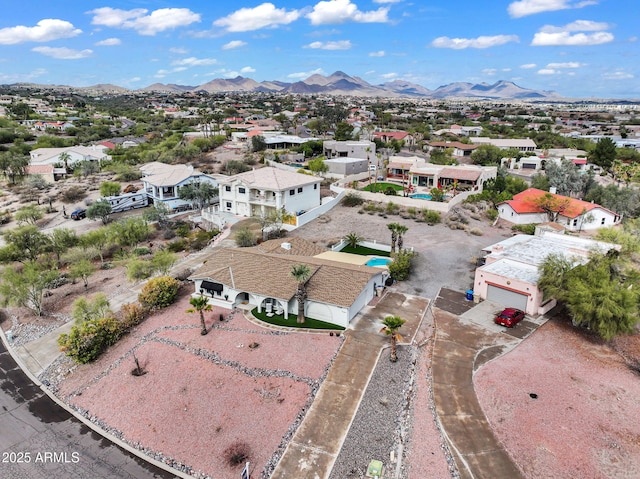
[410, 193, 432, 200]
[365, 257, 393, 267]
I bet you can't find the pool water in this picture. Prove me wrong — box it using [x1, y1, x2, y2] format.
[365, 257, 393, 267]
[410, 193, 432, 200]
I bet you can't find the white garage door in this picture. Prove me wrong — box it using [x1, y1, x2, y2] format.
[486, 285, 528, 311]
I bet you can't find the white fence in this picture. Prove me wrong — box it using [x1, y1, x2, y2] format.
[331, 238, 392, 253]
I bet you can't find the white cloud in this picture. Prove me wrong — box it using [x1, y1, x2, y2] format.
[89, 7, 201, 36]
[483, 68, 498, 76]
[172, 57, 218, 67]
[537, 68, 559, 75]
[546, 61, 585, 68]
[304, 40, 353, 50]
[540, 20, 610, 33]
[241, 66, 256, 73]
[213, 3, 301, 32]
[307, 0, 390, 25]
[431, 34, 519, 49]
[520, 63, 537, 69]
[32, 46, 93, 60]
[531, 31, 613, 46]
[287, 68, 326, 80]
[222, 40, 247, 50]
[170, 47, 189, 54]
[94, 38, 121, 46]
[369, 50, 385, 57]
[0, 19, 81, 45]
[507, 0, 597, 18]
[381, 72, 398, 79]
[603, 71, 634, 80]
[0, 68, 47, 83]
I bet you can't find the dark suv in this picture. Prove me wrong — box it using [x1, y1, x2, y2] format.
[70, 208, 86, 220]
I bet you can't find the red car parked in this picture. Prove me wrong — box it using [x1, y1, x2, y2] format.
[495, 308, 526, 328]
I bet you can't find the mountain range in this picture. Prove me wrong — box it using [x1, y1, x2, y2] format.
[140, 71, 560, 100]
[8, 71, 560, 100]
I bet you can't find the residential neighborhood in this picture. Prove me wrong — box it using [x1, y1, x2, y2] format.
[1, 82, 639, 479]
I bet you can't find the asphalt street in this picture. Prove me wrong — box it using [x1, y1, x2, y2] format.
[0, 341, 176, 479]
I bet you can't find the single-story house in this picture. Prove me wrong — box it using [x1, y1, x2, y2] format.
[25, 164, 66, 183]
[217, 166, 321, 217]
[140, 162, 218, 211]
[189, 238, 385, 328]
[498, 188, 622, 231]
[471, 137, 537, 152]
[473, 231, 620, 315]
[29, 146, 110, 168]
[409, 164, 497, 191]
[324, 157, 369, 177]
[373, 131, 416, 147]
[428, 141, 479, 157]
[323, 140, 375, 160]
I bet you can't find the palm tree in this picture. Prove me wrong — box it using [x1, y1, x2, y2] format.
[290, 264, 312, 324]
[344, 232, 362, 249]
[396, 224, 408, 251]
[387, 222, 399, 252]
[187, 295, 212, 335]
[380, 315, 406, 362]
[59, 152, 71, 172]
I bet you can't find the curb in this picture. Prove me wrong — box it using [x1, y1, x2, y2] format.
[0, 326, 191, 479]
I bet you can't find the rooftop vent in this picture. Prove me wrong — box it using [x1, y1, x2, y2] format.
[281, 242, 291, 250]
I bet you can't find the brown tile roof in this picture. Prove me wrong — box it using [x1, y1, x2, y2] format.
[438, 167, 482, 181]
[190, 247, 380, 307]
[252, 237, 328, 257]
[218, 166, 320, 191]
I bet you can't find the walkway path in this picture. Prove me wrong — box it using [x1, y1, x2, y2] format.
[270, 292, 429, 479]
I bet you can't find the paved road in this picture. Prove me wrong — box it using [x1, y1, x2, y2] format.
[0, 341, 176, 479]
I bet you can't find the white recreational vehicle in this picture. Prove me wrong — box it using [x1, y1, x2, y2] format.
[102, 192, 149, 213]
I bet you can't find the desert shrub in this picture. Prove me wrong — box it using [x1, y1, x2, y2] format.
[119, 302, 147, 330]
[386, 201, 400, 214]
[61, 186, 87, 203]
[470, 213, 482, 221]
[163, 228, 177, 240]
[175, 223, 191, 238]
[224, 441, 251, 467]
[133, 247, 152, 256]
[486, 209, 499, 221]
[71, 293, 111, 324]
[469, 228, 484, 236]
[422, 210, 441, 225]
[512, 224, 536, 235]
[342, 191, 364, 207]
[138, 276, 180, 310]
[151, 249, 177, 274]
[58, 316, 121, 364]
[406, 207, 417, 217]
[167, 239, 188, 252]
[190, 230, 217, 250]
[384, 187, 397, 196]
[126, 257, 154, 281]
[235, 227, 256, 247]
[388, 250, 416, 281]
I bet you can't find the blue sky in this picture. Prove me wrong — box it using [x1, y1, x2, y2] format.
[0, 0, 637, 98]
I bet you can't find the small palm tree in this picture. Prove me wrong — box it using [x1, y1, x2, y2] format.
[187, 295, 212, 335]
[396, 224, 408, 251]
[344, 232, 362, 249]
[291, 264, 312, 324]
[387, 222, 399, 252]
[380, 315, 406, 362]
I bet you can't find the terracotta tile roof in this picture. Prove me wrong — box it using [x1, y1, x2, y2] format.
[26, 164, 54, 174]
[190, 247, 379, 307]
[438, 167, 482, 181]
[429, 141, 479, 150]
[502, 188, 605, 218]
[140, 162, 196, 187]
[252, 237, 328, 257]
[374, 131, 408, 140]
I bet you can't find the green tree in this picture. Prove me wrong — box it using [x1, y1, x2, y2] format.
[395, 224, 409, 251]
[0, 151, 29, 184]
[151, 249, 177, 275]
[80, 228, 111, 265]
[99, 181, 121, 197]
[429, 187, 445, 202]
[178, 182, 218, 211]
[387, 222, 399, 252]
[533, 193, 571, 222]
[307, 157, 329, 174]
[334, 122, 354, 141]
[471, 144, 503, 166]
[589, 137, 617, 170]
[87, 199, 112, 224]
[344, 232, 362, 248]
[70, 259, 96, 289]
[187, 295, 212, 335]
[108, 217, 150, 247]
[291, 264, 312, 324]
[0, 261, 59, 316]
[545, 158, 586, 196]
[142, 202, 171, 229]
[14, 205, 44, 225]
[531, 172, 550, 191]
[49, 228, 79, 264]
[251, 135, 267, 152]
[380, 315, 406, 362]
[1, 225, 50, 262]
[58, 151, 72, 170]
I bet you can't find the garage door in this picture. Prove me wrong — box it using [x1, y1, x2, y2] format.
[522, 163, 537, 169]
[487, 285, 528, 310]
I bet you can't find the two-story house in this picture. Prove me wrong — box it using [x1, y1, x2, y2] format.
[217, 167, 322, 217]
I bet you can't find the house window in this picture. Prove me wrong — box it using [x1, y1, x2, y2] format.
[226, 201, 232, 208]
[573, 219, 578, 226]
[601, 218, 606, 225]
[314, 183, 318, 190]
[297, 187, 303, 193]
[239, 187, 246, 194]
[290, 189, 295, 196]
[225, 185, 231, 192]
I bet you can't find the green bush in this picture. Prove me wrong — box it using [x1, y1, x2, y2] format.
[175, 223, 191, 238]
[384, 187, 397, 196]
[133, 246, 152, 256]
[511, 224, 536, 235]
[342, 192, 364, 207]
[189, 229, 218, 250]
[119, 302, 147, 330]
[58, 316, 121, 364]
[138, 276, 180, 310]
[167, 239, 188, 252]
[126, 257, 154, 281]
[422, 209, 441, 225]
[71, 294, 111, 324]
[486, 209, 499, 221]
[235, 227, 256, 247]
[388, 250, 416, 281]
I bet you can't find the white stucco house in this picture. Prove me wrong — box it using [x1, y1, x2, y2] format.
[140, 162, 218, 211]
[29, 146, 110, 168]
[189, 237, 385, 329]
[323, 140, 376, 160]
[473, 232, 620, 316]
[498, 188, 622, 231]
[471, 137, 537, 152]
[217, 166, 322, 217]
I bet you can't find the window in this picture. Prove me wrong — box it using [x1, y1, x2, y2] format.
[290, 189, 295, 196]
[314, 183, 318, 190]
[239, 187, 246, 194]
[601, 218, 606, 225]
[297, 187, 303, 193]
[225, 185, 231, 192]
[573, 219, 578, 226]
[226, 201, 232, 208]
